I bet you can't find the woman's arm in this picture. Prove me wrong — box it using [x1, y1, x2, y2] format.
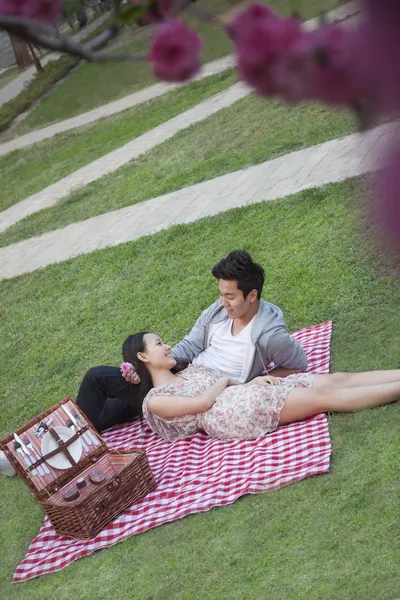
[147, 377, 231, 419]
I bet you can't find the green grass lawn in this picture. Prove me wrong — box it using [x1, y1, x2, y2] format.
[0, 69, 236, 213]
[0, 66, 21, 90]
[12, 0, 339, 135]
[0, 95, 355, 248]
[0, 178, 399, 599]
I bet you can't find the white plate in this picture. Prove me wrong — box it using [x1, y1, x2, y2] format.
[41, 426, 82, 470]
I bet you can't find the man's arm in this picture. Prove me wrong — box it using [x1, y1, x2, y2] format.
[264, 330, 308, 376]
[267, 366, 301, 377]
[172, 301, 220, 363]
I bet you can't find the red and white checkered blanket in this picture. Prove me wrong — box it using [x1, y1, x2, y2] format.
[13, 321, 332, 582]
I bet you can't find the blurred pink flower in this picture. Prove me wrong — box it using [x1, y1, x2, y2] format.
[237, 16, 307, 99]
[306, 24, 360, 105]
[132, 0, 174, 24]
[0, 0, 62, 24]
[148, 19, 203, 83]
[227, 2, 277, 41]
[361, 0, 400, 115]
[120, 362, 134, 375]
[377, 141, 400, 250]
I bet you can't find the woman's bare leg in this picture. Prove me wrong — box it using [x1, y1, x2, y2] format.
[278, 381, 400, 426]
[313, 370, 400, 388]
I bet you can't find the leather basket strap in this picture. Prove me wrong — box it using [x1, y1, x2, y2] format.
[26, 426, 89, 472]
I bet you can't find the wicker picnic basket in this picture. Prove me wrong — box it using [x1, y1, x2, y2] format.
[0, 396, 156, 539]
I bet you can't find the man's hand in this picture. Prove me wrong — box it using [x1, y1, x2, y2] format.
[248, 375, 284, 387]
[227, 378, 243, 386]
[122, 366, 141, 385]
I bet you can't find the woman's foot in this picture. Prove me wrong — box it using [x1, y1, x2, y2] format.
[0, 451, 16, 476]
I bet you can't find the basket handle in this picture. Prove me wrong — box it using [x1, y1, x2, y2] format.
[94, 473, 141, 515]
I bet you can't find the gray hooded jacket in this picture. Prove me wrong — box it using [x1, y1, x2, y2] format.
[172, 299, 307, 382]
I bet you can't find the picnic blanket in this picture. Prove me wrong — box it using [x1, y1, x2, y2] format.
[13, 320, 332, 582]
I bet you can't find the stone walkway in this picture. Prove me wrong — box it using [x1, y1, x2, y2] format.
[0, 54, 236, 157]
[0, 121, 396, 281]
[0, 0, 360, 157]
[0, 82, 249, 233]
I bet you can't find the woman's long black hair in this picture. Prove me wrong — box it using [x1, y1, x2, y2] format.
[122, 332, 190, 417]
[122, 332, 154, 417]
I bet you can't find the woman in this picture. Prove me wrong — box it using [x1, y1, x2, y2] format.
[123, 332, 400, 442]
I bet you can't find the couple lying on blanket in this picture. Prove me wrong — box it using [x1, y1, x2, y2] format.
[74, 250, 399, 442]
[1, 250, 398, 476]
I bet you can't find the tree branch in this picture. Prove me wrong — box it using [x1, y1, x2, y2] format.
[0, 1, 203, 65]
[0, 15, 146, 62]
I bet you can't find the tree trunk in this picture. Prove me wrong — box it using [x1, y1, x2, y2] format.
[76, 0, 88, 29]
[27, 42, 43, 73]
[9, 34, 33, 69]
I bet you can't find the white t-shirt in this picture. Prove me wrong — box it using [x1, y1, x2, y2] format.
[192, 317, 255, 381]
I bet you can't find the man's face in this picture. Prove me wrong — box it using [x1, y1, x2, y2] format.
[218, 279, 257, 319]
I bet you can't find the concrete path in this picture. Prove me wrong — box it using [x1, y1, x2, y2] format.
[0, 82, 249, 233]
[0, 1, 360, 157]
[0, 13, 110, 108]
[0, 52, 61, 108]
[0, 54, 235, 158]
[0, 120, 395, 281]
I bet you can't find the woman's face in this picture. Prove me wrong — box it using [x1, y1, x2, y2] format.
[141, 333, 177, 369]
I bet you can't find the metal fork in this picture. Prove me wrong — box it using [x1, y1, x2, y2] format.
[14, 440, 35, 474]
[23, 435, 49, 476]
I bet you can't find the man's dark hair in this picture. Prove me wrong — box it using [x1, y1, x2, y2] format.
[211, 250, 265, 299]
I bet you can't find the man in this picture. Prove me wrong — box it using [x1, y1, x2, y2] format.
[76, 250, 307, 432]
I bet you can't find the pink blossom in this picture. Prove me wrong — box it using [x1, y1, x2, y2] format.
[227, 2, 277, 41]
[268, 41, 311, 103]
[148, 19, 203, 83]
[377, 141, 400, 251]
[236, 20, 279, 96]
[132, 0, 173, 24]
[236, 16, 307, 99]
[0, 0, 62, 24]
[306, 24, 360, 105]
[120, 362, 134, 376]
[361, 0, 400, 115]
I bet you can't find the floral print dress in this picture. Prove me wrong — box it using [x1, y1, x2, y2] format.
[142, 365, 314, 442]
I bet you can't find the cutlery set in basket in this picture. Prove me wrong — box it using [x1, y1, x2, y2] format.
[0, 397, 156, 539]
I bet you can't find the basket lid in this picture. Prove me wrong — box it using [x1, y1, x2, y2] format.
[0, 397, 107, 501]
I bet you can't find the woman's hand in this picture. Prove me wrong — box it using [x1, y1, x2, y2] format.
[122, 366, 141, 385]
[248, 375, 284, 387]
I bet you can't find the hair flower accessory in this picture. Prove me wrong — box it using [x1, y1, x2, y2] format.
[120, 362, 133, 375]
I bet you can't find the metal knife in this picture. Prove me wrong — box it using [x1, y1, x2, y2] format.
[61, 405, 89, 452]
[72, 409, 100, 447]
[63, 404, 93, 447]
